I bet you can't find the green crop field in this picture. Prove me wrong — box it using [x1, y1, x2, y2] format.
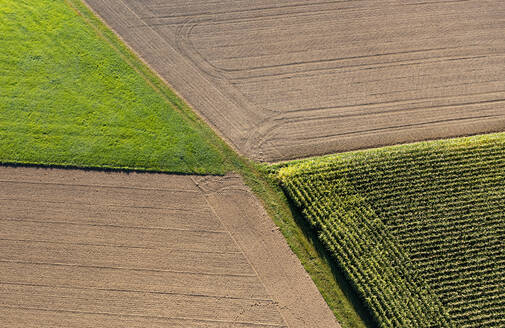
[0, 0, 235, 174]
[277, 133, 505, 328]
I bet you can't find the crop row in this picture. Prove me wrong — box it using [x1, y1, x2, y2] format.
[277, 133, 505, 328]
[280, 176, 453, 327]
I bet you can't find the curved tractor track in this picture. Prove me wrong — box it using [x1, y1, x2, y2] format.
[84, 0, 505, 162]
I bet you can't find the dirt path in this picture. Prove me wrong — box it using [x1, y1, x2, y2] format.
[82, 0, 505, 161]
[0, 166, 338, 327]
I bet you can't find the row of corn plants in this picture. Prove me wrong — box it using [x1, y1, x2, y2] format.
[276, 133, 505, 328]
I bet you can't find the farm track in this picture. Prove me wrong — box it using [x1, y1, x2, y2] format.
[0, 166, 338, 327]
[83, 0, 505, 161]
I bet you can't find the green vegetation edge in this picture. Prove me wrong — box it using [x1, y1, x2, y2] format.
[65, 0, 240, 173]
[0, 1, 371, 327]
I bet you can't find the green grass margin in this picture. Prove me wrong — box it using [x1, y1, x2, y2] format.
[1, 1, 376, 326]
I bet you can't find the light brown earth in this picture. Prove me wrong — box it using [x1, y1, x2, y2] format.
[82, 0, 505, 161]
[0, 166, 339, 328]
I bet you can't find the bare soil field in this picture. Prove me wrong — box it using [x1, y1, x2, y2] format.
[83, 0, 505, 161]
[0, 166, 338, 327]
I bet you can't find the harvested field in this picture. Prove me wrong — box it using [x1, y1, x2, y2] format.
[84, 0, 505, 161]
[0, 166, 338, 328]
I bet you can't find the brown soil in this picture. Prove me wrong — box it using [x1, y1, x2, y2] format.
[0, 166, 339, 327]
[83, 0, 505, 161]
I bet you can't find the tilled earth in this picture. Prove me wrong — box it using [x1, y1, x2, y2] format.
[84, 0, 505, 161]
[0, 166, 338, 327]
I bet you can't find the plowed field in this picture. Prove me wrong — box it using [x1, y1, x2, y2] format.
[0, 166, 338, 328]
[84, 0, 505, 161]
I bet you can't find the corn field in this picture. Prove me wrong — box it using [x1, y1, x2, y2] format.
[277, 133, 505, 328]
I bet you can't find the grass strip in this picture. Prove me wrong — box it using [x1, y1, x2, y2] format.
[0, 1, 371, 327]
